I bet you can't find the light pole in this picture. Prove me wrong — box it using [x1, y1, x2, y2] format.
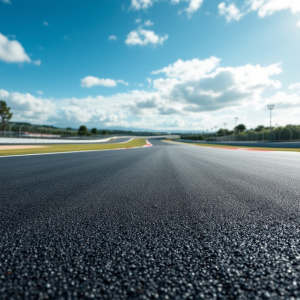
[223, 123, 227, 137]
[234, 117, 238, 129]
[268, 105, 275, 142]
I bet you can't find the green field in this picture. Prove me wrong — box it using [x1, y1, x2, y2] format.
[165, 140, 300, 152]
[0, 138, 147, 157]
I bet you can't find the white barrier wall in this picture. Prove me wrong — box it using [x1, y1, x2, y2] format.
[0, 137, 112, 144]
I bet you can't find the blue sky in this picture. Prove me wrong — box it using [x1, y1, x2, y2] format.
[0, 0, 300, 131]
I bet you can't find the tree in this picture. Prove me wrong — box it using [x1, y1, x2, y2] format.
[235, 124, 246, 133]
[91, 128, 98, 134]
[254, 125, 265, 132]
[101, 130, 109, 135]
[78, 125, 88, 135]
[0, 100, 13, 135]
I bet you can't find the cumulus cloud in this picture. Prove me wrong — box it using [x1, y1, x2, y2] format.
[134, 58, 280, 116]
[0, 89, 55, 122]
[218, 2, 244, 21]
[250, 0, 300, 18]
[175, 0, 204, 15]
[131, 0, 203, 15]
[80, 76, 128, 88]
[219, 0, 300, 22]
[152, 57, 221, 80]
[135, 18, 142, 23]
[108, 35, 117, 41]
[125, 27, 168, 46]
[37, 90, 43, 95]
[144, 20, 154, 26]
[288, 83, 300, 90]
[131, 0, 156, 10]
[1, 57, 290, 130]
[0, 33, 31, 63]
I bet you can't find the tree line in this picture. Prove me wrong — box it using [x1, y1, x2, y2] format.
[181, 124, 300, 141]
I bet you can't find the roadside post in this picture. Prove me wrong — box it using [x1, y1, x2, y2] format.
[268, 105, 275, 142]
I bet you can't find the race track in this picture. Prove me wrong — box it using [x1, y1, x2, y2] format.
[1, 139, 300, 299]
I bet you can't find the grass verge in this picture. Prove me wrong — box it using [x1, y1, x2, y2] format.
[165, 140, 300, 152]
[0, 138, 147, 157]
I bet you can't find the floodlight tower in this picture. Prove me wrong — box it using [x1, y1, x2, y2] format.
[223, 123, 227, 136]
[268, 105, 275, 142]
[234, 117, 239, 130]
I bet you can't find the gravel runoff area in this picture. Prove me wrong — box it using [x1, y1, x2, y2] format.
[1, 139, 300, 299]
[0, 145, 47, 150]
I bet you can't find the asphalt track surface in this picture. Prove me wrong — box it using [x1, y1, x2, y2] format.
[1, 140, 300, 299]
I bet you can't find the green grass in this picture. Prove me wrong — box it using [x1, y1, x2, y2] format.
[165, 140, 300, 152]
[0, 138, 147, 157]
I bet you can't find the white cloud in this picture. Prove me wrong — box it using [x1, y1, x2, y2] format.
[297, 20, 300, 27]
[33, 60, 41, 66]
[37, 90, 43, 95]
[135, 18, 142, 23]
[147, 78, 152, 87]
[1, 57, 293, 130]
[131, 0, 156, 10]
[144, 20, 154, 26]
[117, 80, 129, 86]
[219, 0, 300, 22]
[108, 35, 117, 41]
[125, 27, 168, 46]
[126, 58, 283, 120]
[249, 0, 300, 18]
[0, 33, 31, 63]
[0, 89, 55, 122]
[176, 0, 204, 15]
[218, 2, 244, 21]
[80, 76, 128, 88]
[131, 0, 203, 15]
[152, 57, 221, 80]
[43, 21, 49, 26]
[288, 83, 300, 90]
[1, 0, 11, 4]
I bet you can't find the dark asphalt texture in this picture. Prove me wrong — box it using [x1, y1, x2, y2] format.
[1, 140, 300, 299]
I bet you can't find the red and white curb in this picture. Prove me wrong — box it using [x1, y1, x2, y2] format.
[0, 140, 153, 158]
[123, 139, 153, 150]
